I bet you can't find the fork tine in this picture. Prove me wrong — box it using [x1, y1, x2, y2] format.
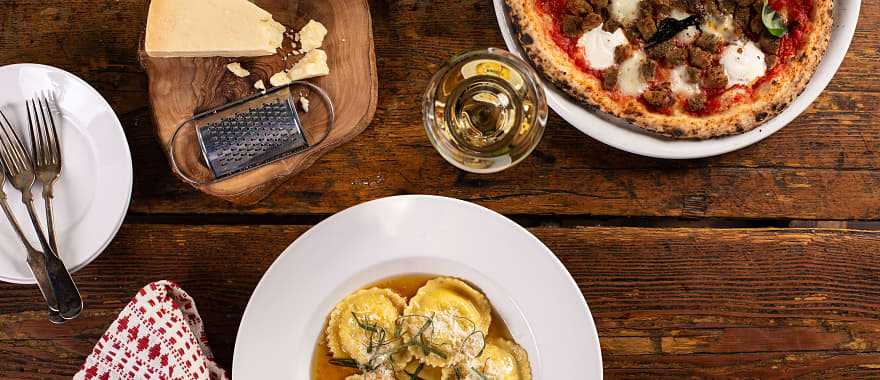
[26, 100, 43, 166]
[0, 108, 18, 170]
[34, 97, 49, 167]
[47, 94, 61, 165]
[0, 109, 31, 173]
[40, 94, 61, 166]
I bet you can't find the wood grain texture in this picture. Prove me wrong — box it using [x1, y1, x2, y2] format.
[140, 0, 379, 204]
[1, 0, 878, 219]
[0, 224, 878, 378]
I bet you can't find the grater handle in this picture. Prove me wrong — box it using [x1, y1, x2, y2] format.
[293, 81, 335, 147]
[168, 81, 335, 187]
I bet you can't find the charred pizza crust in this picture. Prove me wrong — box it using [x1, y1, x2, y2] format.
[505, 0, 833, 139]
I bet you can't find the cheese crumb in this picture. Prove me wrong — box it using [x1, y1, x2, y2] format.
[267, 47, 330, 88]
[288, 49, 330, 81]
[270, 70, 291, 87]
[299, 97, 310, 113]
[254, 79, 266, 91]
[297, 20, 327, 53]
[226, 62, 250, 78]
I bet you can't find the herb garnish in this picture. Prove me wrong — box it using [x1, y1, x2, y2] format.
[328, 358, 360, 369]
[646, 15, 703, 47]
[762, 0, 788, 37]
[330, 312, 488, 376]
[469, 367, 490, 380]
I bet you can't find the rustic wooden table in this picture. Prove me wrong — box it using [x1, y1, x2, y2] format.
[1, 0, 879, 378]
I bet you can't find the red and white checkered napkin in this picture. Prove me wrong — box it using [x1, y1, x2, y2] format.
[74, 281, 229, 380]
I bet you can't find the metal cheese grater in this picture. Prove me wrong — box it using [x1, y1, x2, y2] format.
[169, 81, 334, 185]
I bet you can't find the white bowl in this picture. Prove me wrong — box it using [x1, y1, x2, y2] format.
[233, 195, 603, 379]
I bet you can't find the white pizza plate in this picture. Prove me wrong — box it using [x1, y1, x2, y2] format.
[493, 0, 861, 159]
[233, 195, 603, 379]
[0, 64, 132, 284]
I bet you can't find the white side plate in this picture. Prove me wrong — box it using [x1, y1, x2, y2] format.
[233, 195, 603, 379]
[494, 0, 860, 158]
[0, 64, 132, 284]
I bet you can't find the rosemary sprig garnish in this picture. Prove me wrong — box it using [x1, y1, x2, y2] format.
[328, 358, 360, 369]
[469, 367, 489, 380]
[454, 367, 464, 380]
[340, 311, 489, 377]
[418, 333, 448, 359]
[462, 330, 487, 358]
[352, 312, 380, 333]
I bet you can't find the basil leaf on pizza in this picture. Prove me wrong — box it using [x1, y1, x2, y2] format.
[505, 0, 833, 138]
[762, 1, 787, 37]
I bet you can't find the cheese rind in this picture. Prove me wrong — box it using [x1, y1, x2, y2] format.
[145, 0, 286, 58]
[578, 25, 628, 70]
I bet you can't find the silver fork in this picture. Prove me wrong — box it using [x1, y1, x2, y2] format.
[26, 94, 67, 324]
[0, 154, 61, 316]
[0, 106, 82, 320]
[27, 94, 62, 253]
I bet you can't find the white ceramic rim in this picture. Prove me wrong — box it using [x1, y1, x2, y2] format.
[232, 195, 603, 379]
[493, 0, 861, 159]
[0, 63, 133, 284]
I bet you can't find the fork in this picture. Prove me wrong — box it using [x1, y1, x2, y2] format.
[26, 94, 68, 324]
[0, 155, 61, 316]
[27, 94, 62, 253]
[0, 106, 82, 320]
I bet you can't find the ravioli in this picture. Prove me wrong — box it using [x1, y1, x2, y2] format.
[403, 277, 492, 367]
[327, 288, 408, 365]
[440, 338, 532, 380]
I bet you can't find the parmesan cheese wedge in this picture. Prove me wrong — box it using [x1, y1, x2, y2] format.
[145, 0, 286, 58]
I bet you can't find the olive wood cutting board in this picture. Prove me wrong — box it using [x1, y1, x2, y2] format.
[139, 0, 378, 205]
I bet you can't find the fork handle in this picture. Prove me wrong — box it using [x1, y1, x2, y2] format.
[22, 198, 82, 319]
[40, 188, 67, 323]
[42, 185, 58, 254]
[43, 253, 83, 319]
[0, 196, 61, 312]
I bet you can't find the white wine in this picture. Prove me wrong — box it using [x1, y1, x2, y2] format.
[424, 49, 547, 173]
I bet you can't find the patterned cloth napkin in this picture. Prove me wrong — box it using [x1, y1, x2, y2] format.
[74, 281, 229, 380]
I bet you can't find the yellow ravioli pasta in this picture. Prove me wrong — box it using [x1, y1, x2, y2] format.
[403, 277, 492, 367]
[327, 288, 407, 365]
[441, 338, 532, 380]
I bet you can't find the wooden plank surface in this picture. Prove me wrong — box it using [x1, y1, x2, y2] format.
[1, 0, 878, 219]
[0, 224, 879, 378]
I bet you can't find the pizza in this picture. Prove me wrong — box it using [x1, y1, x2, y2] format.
[505, 0, 833, 138]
